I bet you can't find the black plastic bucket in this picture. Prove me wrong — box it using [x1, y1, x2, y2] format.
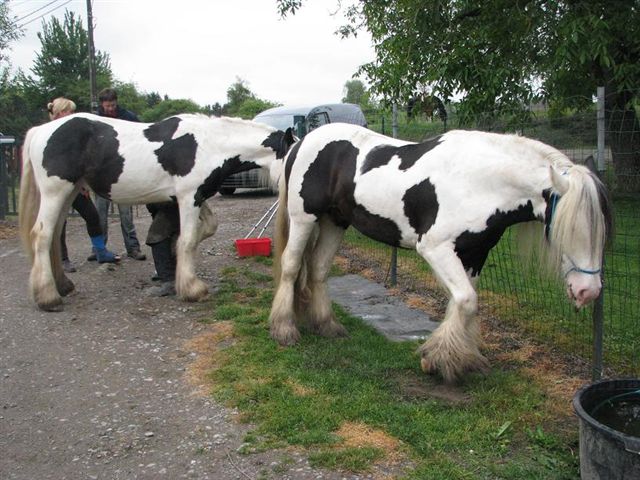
[573, 378, 640, 479]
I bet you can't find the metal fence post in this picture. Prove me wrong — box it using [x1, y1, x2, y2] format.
[592, 86, 606, 380]
[597, 86, 606, 173]
[592, 273, 605, 381]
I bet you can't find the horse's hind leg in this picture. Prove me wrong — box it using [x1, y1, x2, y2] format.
[30, 192, 73, 310]
[416, 242, 489, 383]
[270, 220, 316, 346]
[305, 217, 348, 338]
[52, 194, 77, 297]
[175, 203, 209, 302]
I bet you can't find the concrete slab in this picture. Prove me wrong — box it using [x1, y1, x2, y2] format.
[328, 274, 440, 342]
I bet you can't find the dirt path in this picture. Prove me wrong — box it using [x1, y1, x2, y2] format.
[0, 191, 366, 480]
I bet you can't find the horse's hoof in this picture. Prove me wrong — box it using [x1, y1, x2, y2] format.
[319, 322, 349, 339]
[57, 278, 75, 297]
[271, 327, 301, 347]
[420, 357, 438, 376]
[465, 355, 491, 375]
[37, 298, 63, 312]
[177, 279, 208, 302]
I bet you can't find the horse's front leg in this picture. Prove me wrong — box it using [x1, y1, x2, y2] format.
[416, 242, 489, 383]
[175, 203, 208, 302]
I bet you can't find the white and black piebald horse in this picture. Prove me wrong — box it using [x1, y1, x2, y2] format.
[270, 123, 612, 383]
[19, 113, 295, 311]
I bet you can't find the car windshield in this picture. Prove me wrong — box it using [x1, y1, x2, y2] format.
[253, 113, 300, 131]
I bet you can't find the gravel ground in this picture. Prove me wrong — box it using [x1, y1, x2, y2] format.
[0, 190, 382, 480]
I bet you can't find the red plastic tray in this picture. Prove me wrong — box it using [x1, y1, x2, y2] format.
[235, 238, 272, 257]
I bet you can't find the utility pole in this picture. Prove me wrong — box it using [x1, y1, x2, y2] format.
[86, 0, 98, 113]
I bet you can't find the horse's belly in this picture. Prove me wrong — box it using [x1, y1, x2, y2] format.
[109, 184, 175, 205]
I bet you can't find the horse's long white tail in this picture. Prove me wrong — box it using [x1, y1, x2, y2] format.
[272, 178, 289, 287]
[18, 127, 40, 262]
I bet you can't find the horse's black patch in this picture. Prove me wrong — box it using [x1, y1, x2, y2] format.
[361, 145, 399, 174]
[301, 140, 359, 226]
[143, 117, 181, 143]
[193, 156, 259, 206]
[542, 188, 556, 239]
[262, 128, 296, 159]
[153, 133, 198, 176]
[351, 204, 403, 246]
[143, 117, 198, 177]
[454, 201, 536, 276]
[403, 179, 438, 241]
[360, 136, 443, 174]
[42, 117, 124, 198]
[300, 140, 402, 245]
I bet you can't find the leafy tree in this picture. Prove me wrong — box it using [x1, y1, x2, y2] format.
[140, 98, 203, 122]
[0, 0, 22, 66]
[0, 72, 39, 138]
[223, 77, 258, 115]
[236, 97, 279, 119]
[277, 0, 640, 186]
[222, 77, 278, 118]
[342, 79, 372, 109]
[145, 91, 163, 108]
[0, 1, 30, 136]
[108, 80, 148, 117]
[203, 102, 223, 117]
[30, 10, 112, 112]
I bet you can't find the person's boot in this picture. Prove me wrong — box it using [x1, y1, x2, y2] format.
[146, 281, 176, 297]
[146, 239, 176, 296]
[90, 235, 121, 264]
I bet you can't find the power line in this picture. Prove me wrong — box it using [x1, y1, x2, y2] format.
[13, 0, 63, 24]
[16, 0, 75, 29]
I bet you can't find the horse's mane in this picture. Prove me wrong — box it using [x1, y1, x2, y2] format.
[509, 139, 612, 278]
[547, 164, 612, 272]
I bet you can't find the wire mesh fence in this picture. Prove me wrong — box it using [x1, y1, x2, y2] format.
[345, 91, 640, 378]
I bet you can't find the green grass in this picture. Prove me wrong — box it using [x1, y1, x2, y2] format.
[203, 261, 581, 479]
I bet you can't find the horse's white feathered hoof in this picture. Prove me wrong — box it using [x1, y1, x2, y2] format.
[420, 356, 438, 376]
[270, 322, 301, 346]
[420, 347, 490, 384]
[177, 278, 208, 302]
[35, 294, 63, 312]
[311, 318, 349, 339]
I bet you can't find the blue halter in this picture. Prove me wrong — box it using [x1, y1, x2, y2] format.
[563, 256, 602, 278]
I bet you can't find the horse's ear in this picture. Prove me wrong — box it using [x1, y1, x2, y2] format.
[584, 155, 597, 174]
[279, 127, 296, 158]
[550, 166, 570, 195]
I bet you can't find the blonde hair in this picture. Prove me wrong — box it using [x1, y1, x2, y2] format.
[47, 97, 76, 120]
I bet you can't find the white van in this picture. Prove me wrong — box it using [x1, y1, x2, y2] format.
[220, 103, 368, 194]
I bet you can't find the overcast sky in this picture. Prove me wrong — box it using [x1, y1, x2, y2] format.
[7, 0, 375, 107]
